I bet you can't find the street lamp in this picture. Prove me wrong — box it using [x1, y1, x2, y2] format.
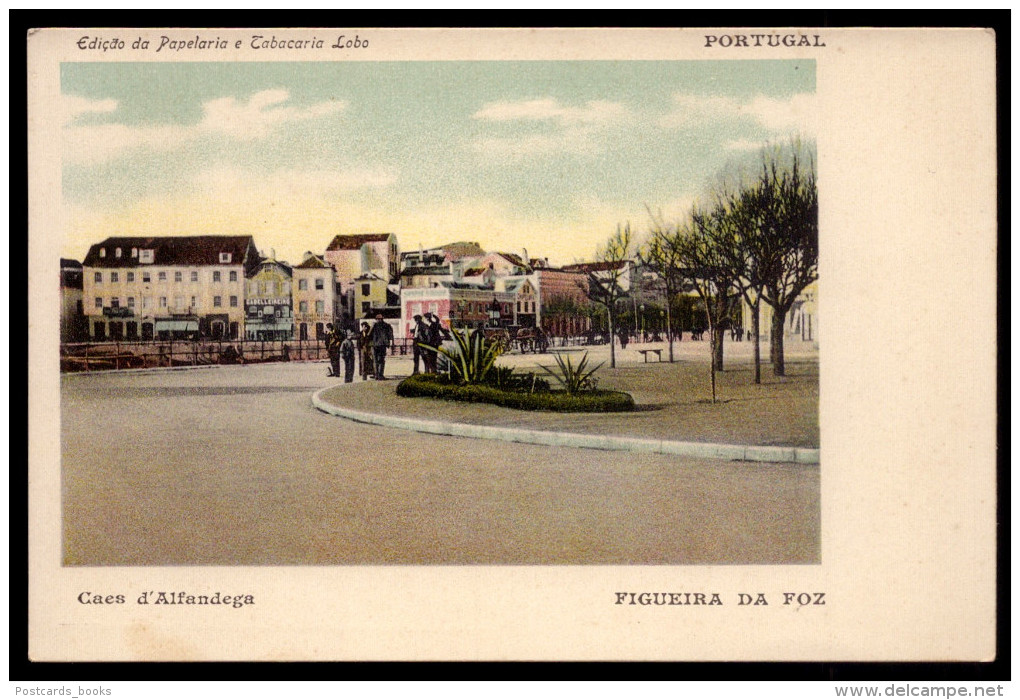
[639, 303, 645, 342]
[488, 297, 501, 327]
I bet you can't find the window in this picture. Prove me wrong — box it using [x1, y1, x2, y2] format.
[299, 279, 308, 291]
[127, 272, 134, 282]
[158, 271, 167, 281]
[115, 247, 122, 258]
[213, 296, 222, 308]
[190, 296, 197, 308]
[362, 301, 371, 314]
[229, 271, 237, 282]
[429, 302, 439, 314]
[191, 271, 198, 282]
[99, 248, 106, 258]
[361, 283, 370, 296]
[266, 281, 275, 296]
[249, 306, 257, 315]
[111, 272, 119, 283]
[213, 271, 221, 282]
[95, 297, 102, 308]
[142, 272, 151, 283]
[315, 300, 325, 314]
[131, 248, 138, 258]
[229, 296, 238, 308]
[174, 271, 183, 282]
[127, 297, 135, 308]
[139, 249, 154, 263]
[315, 278, 324, 290]
[263, 306, 273, 316]
[219, 252, 232, 263]
[160, 297, 167, 308]
[412, 303, 422, 316]
[299, 301, 308, 313]
[174, 296, 184, 309]
[111, 297, 120, 309]
[94, 272, 102, 283]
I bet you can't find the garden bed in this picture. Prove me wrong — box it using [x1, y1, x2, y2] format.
[396, 373, 635, 413]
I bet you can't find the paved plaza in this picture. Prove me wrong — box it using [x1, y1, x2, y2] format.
[60, 338, 820, 566]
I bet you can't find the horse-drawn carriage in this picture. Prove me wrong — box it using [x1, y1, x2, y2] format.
[481, 325, 549, 354]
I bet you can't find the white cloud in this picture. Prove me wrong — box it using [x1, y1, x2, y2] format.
[658, 92, 816, 135]
[62, 89, 347, 165]
[199, 89, 346, 140]
[469, 97, 631, 160]
[473, 98, 629, 126]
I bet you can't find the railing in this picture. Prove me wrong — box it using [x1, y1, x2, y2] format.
[60, 337, 419, 373]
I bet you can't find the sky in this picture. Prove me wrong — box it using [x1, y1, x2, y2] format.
[61, 60, 815, 267]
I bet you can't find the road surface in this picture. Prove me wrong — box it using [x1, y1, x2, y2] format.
[61, 360, 819, 565]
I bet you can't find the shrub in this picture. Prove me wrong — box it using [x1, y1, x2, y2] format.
[396, 373, 634, 412]
[539, 351, 604, 394]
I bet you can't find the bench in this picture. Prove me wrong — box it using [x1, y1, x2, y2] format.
[637, 348, 662, 363]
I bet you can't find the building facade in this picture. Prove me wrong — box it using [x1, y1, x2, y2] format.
[60, 258, 88, 342]
[244, 254, 294, 340]
[291, 252, 337, 341]
[324, 233, 399, 287]
[81, 236, 258, 341]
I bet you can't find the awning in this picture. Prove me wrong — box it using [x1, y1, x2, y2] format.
[154, 320, 199, 331]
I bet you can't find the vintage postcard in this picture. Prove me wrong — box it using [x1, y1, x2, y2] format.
[28, 27, 997, 661]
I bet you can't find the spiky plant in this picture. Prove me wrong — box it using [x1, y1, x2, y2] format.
[419, 327, 504, 385]
[539, 351, 604, 394]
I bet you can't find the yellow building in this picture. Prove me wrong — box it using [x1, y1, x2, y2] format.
[244, 253, 294, 340]
[81, 236, 258, 341]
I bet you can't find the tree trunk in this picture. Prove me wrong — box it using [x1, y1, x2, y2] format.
[608, 307, 616, 369]
[752, 298, 761, 384]
[713, 328, 725, 371]
[665, 295, 674, 362]
[707, 318, 717, 403]
[770, 307, 787, 376]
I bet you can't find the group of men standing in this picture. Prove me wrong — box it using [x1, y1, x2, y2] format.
[326, 314, 394, 383]
[411, 312, 445, 375]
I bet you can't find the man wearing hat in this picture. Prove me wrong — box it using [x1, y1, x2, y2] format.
[369, 314, 394, 380]
[324, 322, 342, 378]
[410, 314, 426, 374]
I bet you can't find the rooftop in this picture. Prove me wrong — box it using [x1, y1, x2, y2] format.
[326, 233, 393, 251]
[82, 236, 256, 268]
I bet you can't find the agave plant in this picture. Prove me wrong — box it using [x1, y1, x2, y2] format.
[539, 351, 604, 395]
[419, 327, 504, 385]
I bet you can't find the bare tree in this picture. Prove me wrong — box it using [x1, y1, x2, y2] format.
[642, 211, 692, 363]
[582, 224, 633, 369]
[675, 206, 740, 402]
[742, 139, 818, 376]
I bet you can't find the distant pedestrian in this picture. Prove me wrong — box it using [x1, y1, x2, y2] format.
[410, 314, 425, 374]
[359, 321, 374, 380]
[618, 328, 629, 349]
[325, 323, 342, 377]
[340, 331, 356, 383]
[370, 314, 394, 380]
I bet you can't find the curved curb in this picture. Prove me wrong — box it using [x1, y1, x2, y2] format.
[311, 388, 819, 465]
